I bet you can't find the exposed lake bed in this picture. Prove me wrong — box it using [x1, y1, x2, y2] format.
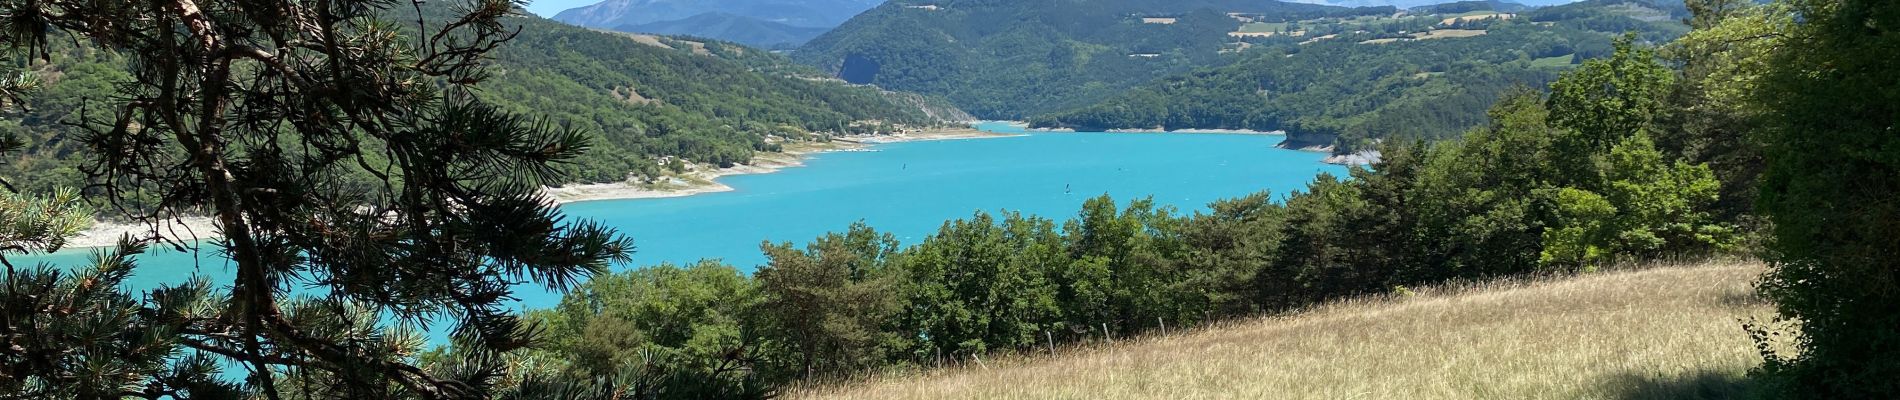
[562, 121, 1346, 272]
[543, 126, 1020, 204]
[25, 122, 1348, 314]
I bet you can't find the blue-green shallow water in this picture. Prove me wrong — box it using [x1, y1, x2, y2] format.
[11, 122, 1348, 344]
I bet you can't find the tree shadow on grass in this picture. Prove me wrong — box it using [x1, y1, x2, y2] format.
[1604, 370, 1758, 400]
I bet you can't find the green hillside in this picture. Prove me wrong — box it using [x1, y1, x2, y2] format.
[792, 0, 1394, 119]
[472, 9, 969, 181]
[0, 8, 967, 193]
[1030, 0, 1690, 152]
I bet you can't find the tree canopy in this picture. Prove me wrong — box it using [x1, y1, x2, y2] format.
[1749, 0, 1900, 396]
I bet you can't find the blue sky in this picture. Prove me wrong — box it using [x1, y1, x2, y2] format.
[524, 0, 598, 17]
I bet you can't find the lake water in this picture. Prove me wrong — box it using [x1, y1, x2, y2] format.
[15, 122, 1347, 335]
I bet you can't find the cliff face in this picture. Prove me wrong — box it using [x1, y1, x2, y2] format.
[1323, 150, 1382, 165]
[1276, 130, 1340, 152]
[876, 90, 977, 123]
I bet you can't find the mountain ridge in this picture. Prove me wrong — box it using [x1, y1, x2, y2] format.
[553, 0, 885, 29]
[793, 0, 1393, 119]
[618, 12, 831, 49]
[793, 0, 1687, 151]
[0, 6, 968, 192]
[1298, 0, 1578, 8]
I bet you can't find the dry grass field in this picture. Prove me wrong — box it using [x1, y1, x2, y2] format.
[1415, 29, 1489, 40]
[794, 261, 1772, 400]
[1440, 12, 1516, 26]
[1237, 21, 1290, 33]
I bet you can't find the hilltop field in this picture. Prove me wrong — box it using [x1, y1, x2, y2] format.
[796, 261, 1772, 400]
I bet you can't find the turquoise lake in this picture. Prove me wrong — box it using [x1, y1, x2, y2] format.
[18, 122, 1347, 334]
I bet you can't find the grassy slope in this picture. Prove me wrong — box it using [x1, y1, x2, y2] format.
[797, 261, 1769, 399]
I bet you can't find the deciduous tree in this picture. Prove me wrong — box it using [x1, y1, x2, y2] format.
[1752, 0, 1900, 396]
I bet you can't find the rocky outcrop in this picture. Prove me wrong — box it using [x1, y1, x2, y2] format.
[1323, 150, 1382, 166]
[1275, 130, 1339, 152]
[881, 90, 978, 123]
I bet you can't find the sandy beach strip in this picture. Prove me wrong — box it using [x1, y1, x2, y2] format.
[59, 128, 1019, 249]
[1103, 127, 1286, 135]
[543, 127, 1018, 204]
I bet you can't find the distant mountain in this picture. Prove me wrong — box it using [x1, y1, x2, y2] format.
[1029, 0, 1691, 152]
[553, 0, 884, 29]
[1408, 0, 1534, 13]
[0, 6, 969, 192]
[793, 0, 1393, 119]
[1531, 0, 1691, 20]
[1298, 0, 1576, 8]
[618, 12, 830, 49]
[466, 7, 972, 181]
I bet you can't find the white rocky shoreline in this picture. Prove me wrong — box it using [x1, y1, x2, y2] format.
[1022, 126, 1288, 135]
[1322, 150, 1383, 166]
[63, 128, 1019, 249]
[60, 125, 1383, 249]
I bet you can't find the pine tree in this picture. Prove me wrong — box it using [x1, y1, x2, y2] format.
[0, 0, 632, 398]
[755, 222, 905, 379]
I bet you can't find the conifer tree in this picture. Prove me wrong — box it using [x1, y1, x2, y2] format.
[0, 0, 632, 398]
